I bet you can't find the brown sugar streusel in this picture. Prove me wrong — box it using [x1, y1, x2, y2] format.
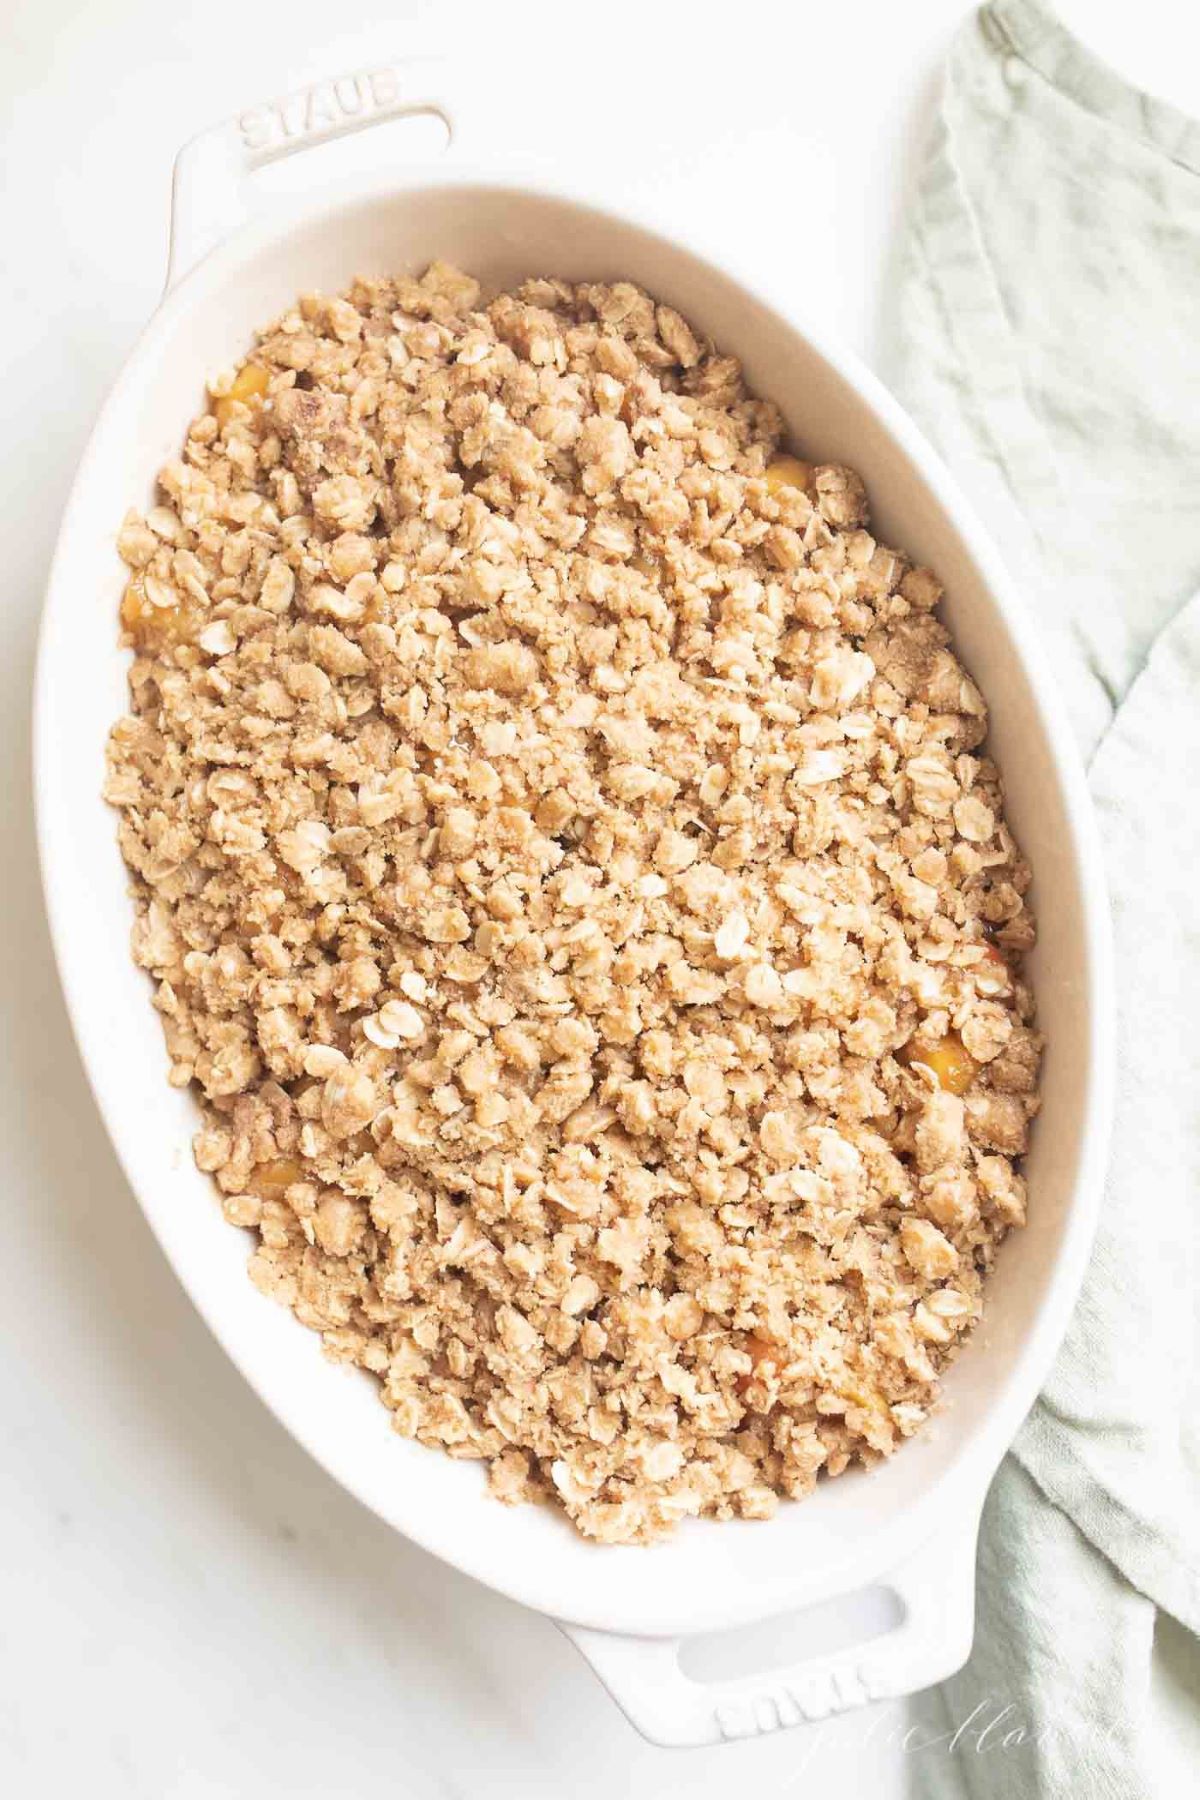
[104, 263, 1040, 1544]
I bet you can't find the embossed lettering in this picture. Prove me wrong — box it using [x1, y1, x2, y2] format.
[238, 68, 403, 159]
[273, 97, 301, 140]
[857, 1653, 894, 1702]
[238, 107, 273, 151]
[368, 67, 400, 108]
[713, 1656, 887, 1741]
[755, 1695, 781, 1733]
[830, 1662, 870, 1710]
[305, 83, 339, 131]
[333, 75, 367, 115]
[715, 1698, 755, 1740]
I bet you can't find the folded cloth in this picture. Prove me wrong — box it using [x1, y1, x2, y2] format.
[883, 2, 1200, 1792]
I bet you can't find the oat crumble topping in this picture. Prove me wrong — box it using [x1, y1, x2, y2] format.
[104, 263, 1040, 1543]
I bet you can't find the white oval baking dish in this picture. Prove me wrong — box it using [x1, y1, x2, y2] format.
[33, 62, 1114, 1748]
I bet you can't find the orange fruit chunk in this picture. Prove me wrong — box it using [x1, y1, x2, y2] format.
[120, 578, 201, 652]
[736, 1332, 781, 1396]
[764, 454, 813, 495]
[251, 1156, 304, 1198]
[900, 1031, 978, 1096]
[213, 362, 270, 428]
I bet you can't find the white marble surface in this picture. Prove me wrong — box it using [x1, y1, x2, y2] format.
[3, 2, 1197, 1792]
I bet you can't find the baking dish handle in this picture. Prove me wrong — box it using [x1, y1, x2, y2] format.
[560, 1505, 981, 1748]
[165, 60, 463, 291]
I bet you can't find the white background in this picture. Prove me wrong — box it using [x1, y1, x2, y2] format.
[3, 2, 1197, 1794]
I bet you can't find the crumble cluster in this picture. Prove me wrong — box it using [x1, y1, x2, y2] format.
[105, 263, 1040, 1543]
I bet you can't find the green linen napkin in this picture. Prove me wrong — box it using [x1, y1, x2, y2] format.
[883, 3, 1200, 1793]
